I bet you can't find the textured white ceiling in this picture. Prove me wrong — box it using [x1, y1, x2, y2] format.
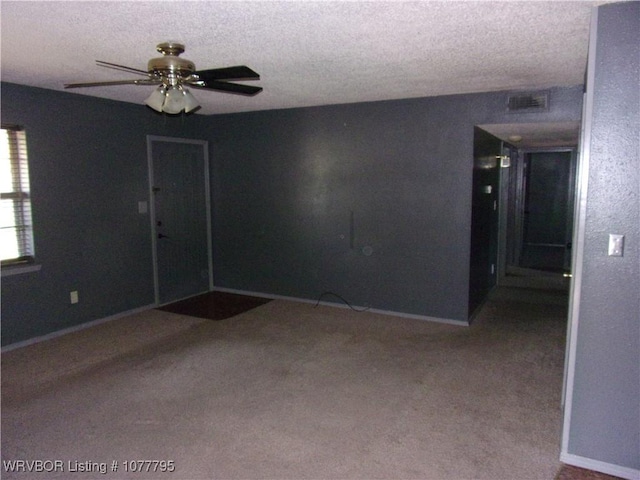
[2, 1, 603, 118]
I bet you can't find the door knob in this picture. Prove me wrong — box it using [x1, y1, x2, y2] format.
[158, 233, 170, 239]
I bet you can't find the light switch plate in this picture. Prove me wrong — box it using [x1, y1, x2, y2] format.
[608, 234, 624, 257]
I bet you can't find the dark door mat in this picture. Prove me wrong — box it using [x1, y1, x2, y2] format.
[157, 291, 272, 321]
[555, 464, 624, 480]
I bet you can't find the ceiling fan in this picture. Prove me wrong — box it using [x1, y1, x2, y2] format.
[64, 42, 262, 114]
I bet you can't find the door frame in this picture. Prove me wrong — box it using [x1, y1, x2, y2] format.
[146, 135, 213, 306]
[517, 147, 577, 272]
[497, 145, 577, 289]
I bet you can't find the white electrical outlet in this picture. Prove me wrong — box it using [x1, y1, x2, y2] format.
[70, 291, 79, 304]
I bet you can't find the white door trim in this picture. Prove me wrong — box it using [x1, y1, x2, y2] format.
[560, 7, 596, 456]
[146, 135, 213, 306]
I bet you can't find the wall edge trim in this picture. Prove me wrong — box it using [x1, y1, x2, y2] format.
[560, 452, 640, 480]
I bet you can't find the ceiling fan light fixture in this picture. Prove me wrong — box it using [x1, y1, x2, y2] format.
[144, 85, 200, 114]
[163, 86, 185, 114]
[183, 89, 199, 113]
[145, 86, 167, 112]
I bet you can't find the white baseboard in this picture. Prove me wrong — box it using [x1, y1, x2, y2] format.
[560, 452, 640, 480]
[212, 286, 469, 327]
[1, 304, 156, 353]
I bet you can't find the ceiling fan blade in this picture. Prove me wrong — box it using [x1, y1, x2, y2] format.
[64, 79, 161, 89]
[193, 66, 260, 81]
[96, 60, 151, 76]
[191, 80, 263, 96]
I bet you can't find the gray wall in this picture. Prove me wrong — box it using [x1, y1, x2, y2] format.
[564, 1, 640, 474]
[1, 82, 583, 345]
[469, 127, 502, 315]
[1, 83, 208, 345]
[207, 88, 583, 322]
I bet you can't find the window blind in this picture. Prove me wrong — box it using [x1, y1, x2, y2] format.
[1, 125, 35, 265]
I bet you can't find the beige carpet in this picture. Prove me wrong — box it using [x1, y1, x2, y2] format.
[2, 287, 568, 479]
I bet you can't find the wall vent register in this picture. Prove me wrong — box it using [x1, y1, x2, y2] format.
[507, 91, 549, 112]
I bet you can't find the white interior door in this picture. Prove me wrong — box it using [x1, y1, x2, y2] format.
[147, 136, 212, 305]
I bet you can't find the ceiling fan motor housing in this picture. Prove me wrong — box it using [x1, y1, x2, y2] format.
[148, 42, 195, 80]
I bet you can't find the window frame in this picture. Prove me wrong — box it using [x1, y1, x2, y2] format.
[1, 124, 38, 275]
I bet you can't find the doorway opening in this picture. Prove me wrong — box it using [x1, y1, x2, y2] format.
[477, 122, 580, 291]
[512, 149, 576, 274]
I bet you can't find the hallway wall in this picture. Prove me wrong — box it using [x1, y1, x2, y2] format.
[562, 2, 640, 477]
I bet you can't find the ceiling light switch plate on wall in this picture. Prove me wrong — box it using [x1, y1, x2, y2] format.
[608, 234, 624, 257]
